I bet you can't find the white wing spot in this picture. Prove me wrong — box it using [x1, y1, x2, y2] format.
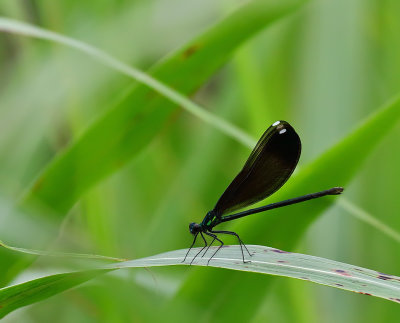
[279, 129, 287, 134]
[272, 121, 280, 126]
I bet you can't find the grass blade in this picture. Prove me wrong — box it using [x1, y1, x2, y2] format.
[338, 198, 400, 244]
[1, 245, 399, 319]
[0, 240, 126, 262]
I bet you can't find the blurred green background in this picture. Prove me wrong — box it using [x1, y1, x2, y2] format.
[1, 0, 400, 322]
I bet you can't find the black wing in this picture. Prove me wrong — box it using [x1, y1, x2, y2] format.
[213, 120, 301, 215]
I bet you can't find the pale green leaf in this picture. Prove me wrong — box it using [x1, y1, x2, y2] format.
[1, 245, 399, 319]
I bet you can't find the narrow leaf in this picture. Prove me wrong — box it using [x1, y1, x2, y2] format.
[0, 240, 126, 262]
[0, 245, 399, 319]
[338, 198, 400, 244]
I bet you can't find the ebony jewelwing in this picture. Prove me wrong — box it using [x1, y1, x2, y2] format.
[183, 120, 343, 265]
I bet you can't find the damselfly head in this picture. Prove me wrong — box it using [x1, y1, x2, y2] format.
[189, 222, 202, 235]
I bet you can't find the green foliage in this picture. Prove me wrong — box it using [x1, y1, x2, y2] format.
[1, 246, 399, 319]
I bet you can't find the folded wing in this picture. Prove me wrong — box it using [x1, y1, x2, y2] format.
[213, 120, 301, 215]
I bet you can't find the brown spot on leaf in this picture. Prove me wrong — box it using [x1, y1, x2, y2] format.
[32, 176, 44, 192]
[272, 248, 290, 254]
[182, 44, 201, 59]
[333, 269, 352, 277]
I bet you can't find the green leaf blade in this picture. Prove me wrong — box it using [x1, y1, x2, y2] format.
[1, 246, 399, 319]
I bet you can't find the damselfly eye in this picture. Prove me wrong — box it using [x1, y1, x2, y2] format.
[189, 222, 200, 234]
